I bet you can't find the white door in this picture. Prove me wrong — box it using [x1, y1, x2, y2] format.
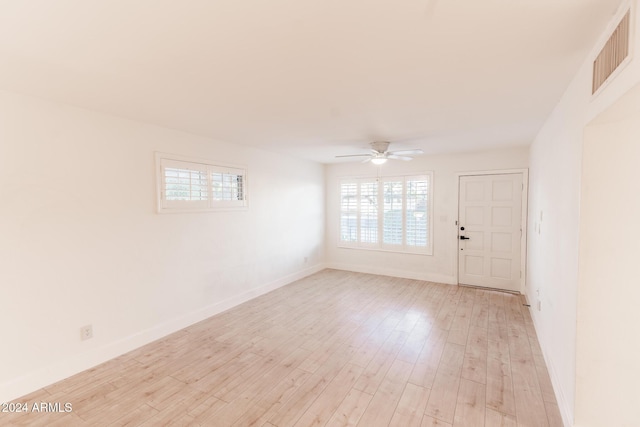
[458, 173, 523, 292]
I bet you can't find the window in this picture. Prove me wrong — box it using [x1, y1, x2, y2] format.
[339, 173, 432, 254]
[156, 153, 247, 212]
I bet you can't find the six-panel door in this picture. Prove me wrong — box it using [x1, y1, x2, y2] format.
[458, 173, 523, 292]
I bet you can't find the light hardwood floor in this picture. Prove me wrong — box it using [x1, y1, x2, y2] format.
[3, 270, 562, 426]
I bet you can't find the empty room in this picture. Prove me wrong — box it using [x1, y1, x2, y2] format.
[1, 1, 639, 427]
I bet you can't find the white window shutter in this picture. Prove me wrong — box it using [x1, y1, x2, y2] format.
[359, 181, 378, 245]
[211, 167, 246, 207]
[161, 159, 209, 210]
[339, 173, 432, 255]
[340, 181, 358, 244]
[382, 180, 403, 246]
[406, 177, 429, 248]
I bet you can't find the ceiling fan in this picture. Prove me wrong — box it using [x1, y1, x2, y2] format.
[336, 141, 424, 165]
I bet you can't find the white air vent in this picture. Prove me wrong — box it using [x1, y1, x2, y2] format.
[592, 10, 631, 94]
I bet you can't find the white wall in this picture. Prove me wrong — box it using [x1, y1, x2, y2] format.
[575, 84, 640, 427]
[527, 1, 640, 425]
[325, 147, 529, 284]
[0, 90, 325, 402]
[527, 66, 590, 426]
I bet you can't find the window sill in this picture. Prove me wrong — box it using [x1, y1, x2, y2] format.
[337, 244, 433, 256]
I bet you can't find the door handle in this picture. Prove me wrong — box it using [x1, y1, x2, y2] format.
[459, 236, 470, 240]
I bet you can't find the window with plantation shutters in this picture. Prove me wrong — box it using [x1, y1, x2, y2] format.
[156, 153, 247, 213]
[339, 173, 433, 255]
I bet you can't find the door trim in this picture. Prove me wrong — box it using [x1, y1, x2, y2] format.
[454, 169, 529, 294]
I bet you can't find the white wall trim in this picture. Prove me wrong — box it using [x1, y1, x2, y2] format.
[326, 262, 456, 285]
[454, 168, 529, 294]
[527, 302, 574, 427]
[0, 264, 326, 403]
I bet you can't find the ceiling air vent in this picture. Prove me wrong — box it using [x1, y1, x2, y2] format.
[592, 10, 631, 94]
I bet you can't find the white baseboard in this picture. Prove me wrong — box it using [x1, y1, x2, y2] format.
[0, 264, 325, 403]
[528, 308, 573, 427]
[326, 263, 457, 285]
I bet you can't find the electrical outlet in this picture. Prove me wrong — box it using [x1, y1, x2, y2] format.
[537, 300, 542, 311]
[80, 325, 93, 341]
[304, 256, 308, 263]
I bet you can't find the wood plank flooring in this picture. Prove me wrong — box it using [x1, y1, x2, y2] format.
[1, 270, 562, 426]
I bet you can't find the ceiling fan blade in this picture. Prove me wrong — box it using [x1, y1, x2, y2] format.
[388, 149, 424, 156]
[361, 158, 372, 163]
[335, 154, 372, 158]
[387, 155, 413, 161]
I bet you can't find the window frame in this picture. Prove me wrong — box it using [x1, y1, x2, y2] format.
[338, 172, 434, 255]
[156, 152, 248, 213]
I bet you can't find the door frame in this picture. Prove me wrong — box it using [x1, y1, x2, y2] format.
[454, 169, 529, 294]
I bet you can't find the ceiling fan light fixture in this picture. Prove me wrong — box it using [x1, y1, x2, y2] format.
[335, 141, 423, 164]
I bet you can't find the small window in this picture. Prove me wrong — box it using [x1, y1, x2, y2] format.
[156, 153, 247, 213]
[339, 173, 433, 255]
